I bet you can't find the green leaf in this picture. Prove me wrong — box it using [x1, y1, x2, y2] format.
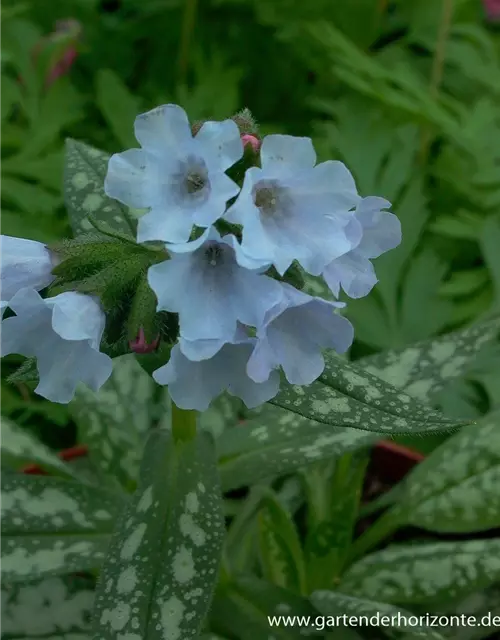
[304, 452, 369, 590]
[258, 492, 307, 594]
[360, 315, 500, 403]
[91, 429, 224, 640]
[399, 249, 455, 343]
[217, 405, 378, 491]
[339, 538, 500, 605]
[71, 355, 163, 491]
[439, 585, 500, 640]
[95, 69, 140, 149]
[480, 216, 500, 310]
[211, 577, 320, 640]
[1, 176, 61, 214]
[310, 591, 445, 640]
[64, 139, 134, 237]
[270, 359, 468, 435]
[389, 412, 500, 533]
[1, 575, 94, 640]
[1, 473, 124, 534]
[1, 417, 80, 480]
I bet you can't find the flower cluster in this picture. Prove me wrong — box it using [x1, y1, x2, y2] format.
[1, 104, 401, 408]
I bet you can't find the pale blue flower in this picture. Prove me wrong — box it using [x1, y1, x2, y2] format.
[1, 288, 112, 403]
[225, 134, 362, 276]
[1, 236, 55, 310]
[322, 196, 402, 299]
[147, 228, 284, 345]
[247, 283, 354, 385]
[154, 338, 280, 411]
[105, 104, 243, 244]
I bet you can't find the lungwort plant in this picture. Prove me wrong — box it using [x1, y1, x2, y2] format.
[1, 105, 500, 640]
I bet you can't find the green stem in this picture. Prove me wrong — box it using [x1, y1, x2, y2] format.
[171, 401, 197, 443]
[346, 510, 401, 566]
[177, 0, 198, 84]
[419, 0, 455, 163]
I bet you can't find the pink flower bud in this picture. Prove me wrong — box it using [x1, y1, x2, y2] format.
[129, 327, 160, 354]
[241, 134, 261, 152]
[484, 0, 500, 20]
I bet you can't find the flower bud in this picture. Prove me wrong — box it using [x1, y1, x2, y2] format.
[129, 327, 160, 354]
[241, 133, 261, 152]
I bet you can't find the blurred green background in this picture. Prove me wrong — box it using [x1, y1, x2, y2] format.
[2, 0, 500, 450]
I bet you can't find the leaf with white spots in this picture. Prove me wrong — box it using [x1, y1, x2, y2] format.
[2, 532, 110, 585]
[1, 417, 80, 480]
[199, 393, 244, 439]
[70, 355, 160, 491]
[360, 315, 500, 403]
[388, 411, 500, 533]
[217, 405, 378, 491]
[257, 491, 307, 595]
[64, 138, 135, 237]
[2, 473, 125, 535]
[270, 359, 469, 435]
[211, 577, 321, 639]
[310, 591, 445, 639]
[2, 575, 94, 640]
[91, 429, 225, 640]
[338, 538, 500, 605]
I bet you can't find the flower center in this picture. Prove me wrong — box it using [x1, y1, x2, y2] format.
[204, 243, 224, 267]
[253, 180, 289, 217]
[172, 155, 210, 207]
[185, 170, 206, 194]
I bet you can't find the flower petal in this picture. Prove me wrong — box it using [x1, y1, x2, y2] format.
[48, 292, 106, 348]
[137, 206, 196, 244]
[248, 287, 354, 385]
[356, 197, 401, 259]
[260, 135, 316, 172]
[1, 236, 55, 304]
[1, 288, 112, 403]
[134, 104, 192, 153]
[323, 252, 378, 299]
[154, 340, 279, 410]
[195, 119, 243, 171]
[105, 149, 157, 209]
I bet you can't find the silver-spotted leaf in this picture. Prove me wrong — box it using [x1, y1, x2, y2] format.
[64, 138, 135, 237]
[1, 575, 94, 640]
[339, 539, 500, 605]
[1, 473, 124, 534]
[392, 412, 500, 533]
[217, 405, 377, 491]
[310, 591, 444, 640]
[70, 355, 161, 491]
[1, 417, 80, 480]
[270, 365, 468, 435]
[91, 429, 224, 640]
[1, 535, 109, 585]
[360, 315, 500, 403]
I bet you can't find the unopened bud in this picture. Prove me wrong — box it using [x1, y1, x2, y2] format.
[129, 327, 160, 354]
[241, 134, 261, 152]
